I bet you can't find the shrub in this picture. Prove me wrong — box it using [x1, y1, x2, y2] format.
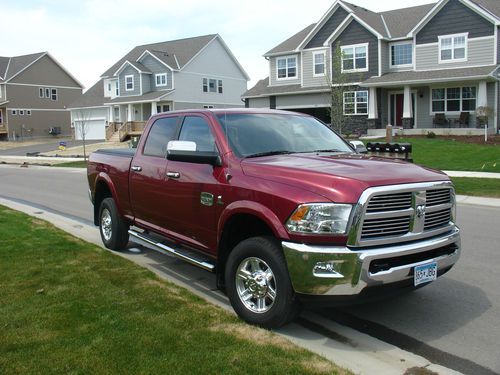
[426, 131, 436, 139]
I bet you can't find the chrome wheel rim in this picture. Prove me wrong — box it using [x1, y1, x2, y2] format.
[235, 257, 276, 314]
[101, 208, 112, 241]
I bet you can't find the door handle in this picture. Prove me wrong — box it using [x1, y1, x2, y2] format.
[131, 166, 142, 172]
[166, 172, 180, 179]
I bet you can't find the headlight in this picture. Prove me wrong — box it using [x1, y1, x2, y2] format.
[285, 203, 352, 235]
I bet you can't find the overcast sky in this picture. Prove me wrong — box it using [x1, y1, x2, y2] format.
[1, 0, 436, 91]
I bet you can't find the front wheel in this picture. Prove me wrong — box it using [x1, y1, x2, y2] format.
[225, 236, 300, 328]
[99, 197, 129, 250]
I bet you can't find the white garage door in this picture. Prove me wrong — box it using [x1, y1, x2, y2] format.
[74, 120, 106, 140]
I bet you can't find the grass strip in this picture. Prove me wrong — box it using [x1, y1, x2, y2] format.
[365, 137, 499, 172]
[52, 160, 88, 168]
[0, 206, 349, 375]
[451, 177, 500, 198]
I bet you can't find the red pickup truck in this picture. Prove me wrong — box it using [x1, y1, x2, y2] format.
[88, 109, 461, 328]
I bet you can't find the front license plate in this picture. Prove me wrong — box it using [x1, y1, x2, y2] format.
[414, 262, 437, 286]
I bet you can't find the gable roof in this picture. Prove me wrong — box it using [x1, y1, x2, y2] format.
[114, 60, 152, 76]
[471, 0, 500, 18]
[0, 52, 83, 87]
[265, 24, 316, 56]
[101, 34, 217, 77]
[379, 3, 435, 38]
[341, 1, 389, 37]
[68, 79, 106, 109]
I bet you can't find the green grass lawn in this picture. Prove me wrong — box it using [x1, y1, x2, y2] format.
[451, 177, 500, 198]
[52, 160, 88, 168]
[0, 206, 349, 375]
[367, 137, 499, 172]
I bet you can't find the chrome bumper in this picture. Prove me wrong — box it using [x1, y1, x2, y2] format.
[282, 227, 460, 296]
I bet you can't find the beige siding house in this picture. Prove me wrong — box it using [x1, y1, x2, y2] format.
[0, 52, 83, 140]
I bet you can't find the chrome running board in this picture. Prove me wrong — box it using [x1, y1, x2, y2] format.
[128, 229, 215, 272]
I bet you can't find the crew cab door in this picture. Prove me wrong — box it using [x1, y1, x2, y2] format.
[129, 115, 180, 231]
[163, 115, 223, 254]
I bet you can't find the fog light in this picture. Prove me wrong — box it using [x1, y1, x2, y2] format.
[313, 261, 344, 278]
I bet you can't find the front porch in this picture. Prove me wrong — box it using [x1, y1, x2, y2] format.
[0, 107, 7, 140]
[105, 100, 173, 141]
[362, 66, 499, 135]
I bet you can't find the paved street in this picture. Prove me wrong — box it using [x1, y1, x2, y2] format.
[0, 139, 102, 156]
[0, 164, 498, 374]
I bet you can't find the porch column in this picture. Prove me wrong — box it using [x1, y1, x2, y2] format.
[402, 85, 413, 129]
[108, 106, 114, 122]
[127, 103, 133, 122]
[368, 87, 378, 119]
[151, 101, 158, 115]
[477, 81, 487, 108]
[403, 85, 412, 118]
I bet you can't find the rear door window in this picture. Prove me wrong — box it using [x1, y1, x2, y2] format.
[143, 117, 179, 157]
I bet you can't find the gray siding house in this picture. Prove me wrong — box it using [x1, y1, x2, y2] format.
[70, 34, 249, 140]
[0, 52, 83, 140]
[243, 0, 500, 135]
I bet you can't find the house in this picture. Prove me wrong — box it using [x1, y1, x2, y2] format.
[69, 34, 249, 141]
[0, 52, 83, 140]
[243, 0, 500, 135]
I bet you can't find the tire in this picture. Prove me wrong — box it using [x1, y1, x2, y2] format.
[99, 197, 129, 250]
[225, 236, 300, 329]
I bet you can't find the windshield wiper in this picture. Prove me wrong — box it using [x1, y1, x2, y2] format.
[310, 149, 343, 153]
[244, 150, 295, 159]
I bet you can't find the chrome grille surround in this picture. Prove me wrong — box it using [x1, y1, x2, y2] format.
[347, 181, 456, 247]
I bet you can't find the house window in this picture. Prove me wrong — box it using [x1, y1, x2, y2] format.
[343, 91, 368, 115]
[39, 88, 44, 98]
[156, 73, 167, 87]
[218, 80, 223, 94]
[431, 87, 476, 112]
[203, 105, 214, 109]
[276, 56, 297, 79]
[11, 109, 17, 115]
[51, 88, 57, 101]
[390, 42, 413, 67]
[156, 104, 170, 113]
[45, 88, 50, 98]
[107, 83, 112, 92]
[125, 75, 134, 91]
[19, 110, 25, 115]
[27, 110, 32, 116]
[313, 51, 326, 76]
[209, 79, 217, 93]
[203, 78, 208, 92]
[0, 110, 2, 124]
[439, 33, 467, 63]
[341, 44, 368, 72]
[115, 81, 119, 96]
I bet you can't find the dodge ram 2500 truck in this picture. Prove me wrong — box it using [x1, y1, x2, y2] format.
[87, 109, 461, 328]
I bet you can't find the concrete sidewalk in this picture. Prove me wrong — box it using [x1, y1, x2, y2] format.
[444, 170, 500, 179]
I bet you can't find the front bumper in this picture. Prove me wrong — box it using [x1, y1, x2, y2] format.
[282, 227, 460, 296]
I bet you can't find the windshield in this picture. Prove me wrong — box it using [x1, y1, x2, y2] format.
[216, 113, 353, 158]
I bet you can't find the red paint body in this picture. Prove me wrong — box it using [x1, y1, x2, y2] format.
[87, 109, 449, 256]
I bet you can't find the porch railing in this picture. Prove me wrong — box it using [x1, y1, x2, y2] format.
[118, 121, 146, 142]
[0, 125, 7, 134]
[105, 122, 122, 140]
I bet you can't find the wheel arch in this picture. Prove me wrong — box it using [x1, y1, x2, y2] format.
[216, 201, 290, 290]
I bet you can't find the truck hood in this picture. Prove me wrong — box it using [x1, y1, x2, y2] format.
[241, 153, 448, 203]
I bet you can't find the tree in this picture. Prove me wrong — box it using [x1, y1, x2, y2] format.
[325, 42, 356, 135]
[74, 109, 91, 161]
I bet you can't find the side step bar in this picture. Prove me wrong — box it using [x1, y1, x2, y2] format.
[128, 229, 215, 272]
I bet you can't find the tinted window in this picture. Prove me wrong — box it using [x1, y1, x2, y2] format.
[179, 116, 216, 152]
[143, 117, 178, 157]
[217, 113, 352, 158]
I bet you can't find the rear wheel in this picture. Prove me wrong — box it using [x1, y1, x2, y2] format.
[99, 197, 129, 250]
[225, 236, 300, 328]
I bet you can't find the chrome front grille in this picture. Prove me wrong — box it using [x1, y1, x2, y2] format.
[424, 208, 451, 230]
[350, 182, 456, 247]
[361, 216, 411, 238]
[366, 192, 412, 212]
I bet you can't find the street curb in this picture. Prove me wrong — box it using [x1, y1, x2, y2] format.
[0, 197, 464, 375]
[0, 155, 84, 165]
[456, 194, 500, 207]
